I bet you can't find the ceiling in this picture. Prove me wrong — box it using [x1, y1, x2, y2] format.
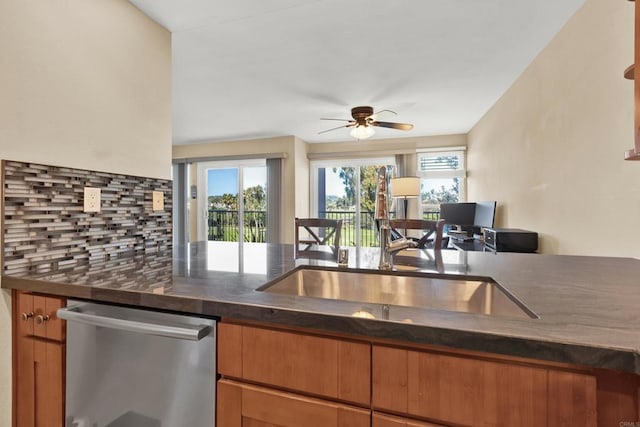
[129, 0, 586, 145]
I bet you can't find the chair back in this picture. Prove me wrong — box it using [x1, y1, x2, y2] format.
[295, 218, 343, 260]
[389, 219, 445, 249]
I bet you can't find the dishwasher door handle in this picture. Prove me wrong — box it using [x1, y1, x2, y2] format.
[57, 305, 211, 341]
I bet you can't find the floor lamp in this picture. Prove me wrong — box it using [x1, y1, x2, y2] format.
[390, 176, 420, 236]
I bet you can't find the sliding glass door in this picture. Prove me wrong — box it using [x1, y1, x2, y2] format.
[197, 160, 267, 243]
[311, 158, 395, 247]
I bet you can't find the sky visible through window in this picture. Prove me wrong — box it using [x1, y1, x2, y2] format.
[207, 168, 453, 199]
[207, 168, 266, 196]
[325, 169, 346, 197]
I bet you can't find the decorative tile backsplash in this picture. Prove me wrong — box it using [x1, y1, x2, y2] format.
[2, 160, 172, 275]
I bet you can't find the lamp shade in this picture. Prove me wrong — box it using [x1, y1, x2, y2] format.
[390, 176, 420, 198]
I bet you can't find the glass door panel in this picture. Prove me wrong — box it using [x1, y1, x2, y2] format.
[242, 166, 267, 243]
[206, 168, 239, 242]
[320, 167, 356, 246]
[313, 159, 394, 247]
[359, 165, 386, 247]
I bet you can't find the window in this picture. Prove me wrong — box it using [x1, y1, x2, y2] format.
[417, 148, 466, 218]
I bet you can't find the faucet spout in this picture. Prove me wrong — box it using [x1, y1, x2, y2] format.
[375, 167, 417, 270]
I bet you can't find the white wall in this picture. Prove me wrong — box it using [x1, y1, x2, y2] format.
[468, 0, 640, 257]
[0, 0, 171, 424]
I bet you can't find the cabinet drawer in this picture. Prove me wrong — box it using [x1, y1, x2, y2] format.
[217, 379, 370, 427]
[373, 345, 596, 427]
[218, 323, 371, 406]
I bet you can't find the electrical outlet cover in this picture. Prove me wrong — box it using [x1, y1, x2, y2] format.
[84, 187, 101, 212]
[152, 191, 164, 211]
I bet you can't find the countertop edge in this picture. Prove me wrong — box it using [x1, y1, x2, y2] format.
[3, 276, 638, 375]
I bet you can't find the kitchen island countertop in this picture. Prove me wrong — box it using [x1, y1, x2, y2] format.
[3, 241, 640, 373]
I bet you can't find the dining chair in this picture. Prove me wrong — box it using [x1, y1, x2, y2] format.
[389, 219, 446, 249]
[294, 218, 343, 260]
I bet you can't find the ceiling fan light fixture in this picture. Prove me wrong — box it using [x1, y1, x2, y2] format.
[350, 124, 375, 140]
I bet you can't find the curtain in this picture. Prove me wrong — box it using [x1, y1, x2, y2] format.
[266, 158, 282, 243]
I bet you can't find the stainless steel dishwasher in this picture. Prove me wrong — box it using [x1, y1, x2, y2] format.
[57, 300, 216, 427]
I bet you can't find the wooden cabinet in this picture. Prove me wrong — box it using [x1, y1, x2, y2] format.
[219, 320, 638, 427]
[218, 323, 371, 406]
[13, 291, 65, 427]
[217, 379, 370, 427]
[373, 345, 596, 427]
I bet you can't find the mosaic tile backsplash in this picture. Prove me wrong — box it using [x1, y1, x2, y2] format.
[2, 160, 172, 275]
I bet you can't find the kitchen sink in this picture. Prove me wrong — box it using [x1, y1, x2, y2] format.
[258, 267, 537, 319]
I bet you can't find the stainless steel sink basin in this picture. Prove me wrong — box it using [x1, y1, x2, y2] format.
[258, 268, 537, 319]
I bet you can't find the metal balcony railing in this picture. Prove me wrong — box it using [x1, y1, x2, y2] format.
[208, 210, 267, 243]
[208, 209, 440, 246]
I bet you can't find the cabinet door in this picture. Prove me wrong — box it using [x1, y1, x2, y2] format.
[374, 345, 554, 427]
[548, 370, 597, 426]
[373, 412, 446, 427]
[14, 291, 65, 427]
[15, 292, 35, 427]
[217, 379, 370, 427]
[373, 345, 598, 427]
[219, 323, 371, 406]
[34, 340, 65, 427]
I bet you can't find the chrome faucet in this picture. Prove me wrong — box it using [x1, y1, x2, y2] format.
[374, 166, 416, 270]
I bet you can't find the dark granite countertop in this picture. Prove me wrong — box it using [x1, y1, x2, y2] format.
[3, 241, 640, 374]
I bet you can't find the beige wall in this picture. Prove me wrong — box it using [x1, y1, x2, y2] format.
[0, 0, 172, 180]
[172, 135, 467, 243]
[307, 134, 467, 158]
[468, 0, 639, 257]
[173, 136, 309, 243]
[0, 0, 171, 424]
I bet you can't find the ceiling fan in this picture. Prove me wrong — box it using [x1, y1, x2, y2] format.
[319, 106, 414, 140]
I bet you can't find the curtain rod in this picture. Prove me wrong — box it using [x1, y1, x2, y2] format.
[172, 152, 287, 164]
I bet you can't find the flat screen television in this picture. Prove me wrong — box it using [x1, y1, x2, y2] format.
[439, 202, 476, 227]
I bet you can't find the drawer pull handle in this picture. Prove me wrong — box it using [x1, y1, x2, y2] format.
[21, 312, 34, 321]
[35, 314, 50, 324]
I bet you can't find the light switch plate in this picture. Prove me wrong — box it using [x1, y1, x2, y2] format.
[84, 187, 101, 212]
[152, 191, 164, 211]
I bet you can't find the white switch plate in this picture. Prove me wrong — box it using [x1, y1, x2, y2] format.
[152, 191, 164, 211]
[84, 187, 101, 212]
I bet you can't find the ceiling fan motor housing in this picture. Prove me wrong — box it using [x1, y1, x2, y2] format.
[351, 106, 374, 125]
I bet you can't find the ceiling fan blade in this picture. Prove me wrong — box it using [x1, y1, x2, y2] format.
[320, 118, 352, 122]
[369, 109, 397, 121]
[318, 124, 354, 134]
[371, 121, 414, 131]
